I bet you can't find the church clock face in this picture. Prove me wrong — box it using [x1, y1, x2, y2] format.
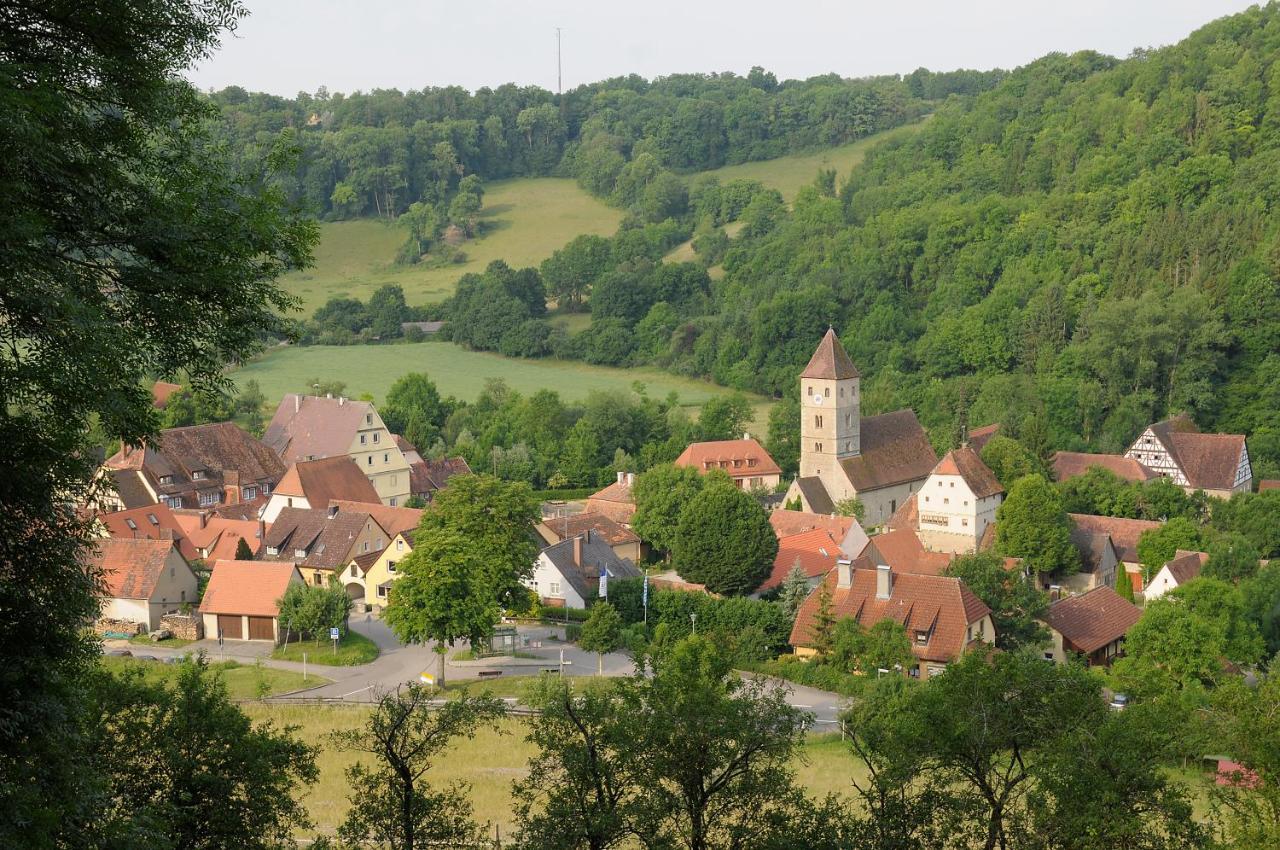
[812, 395, 823, 406]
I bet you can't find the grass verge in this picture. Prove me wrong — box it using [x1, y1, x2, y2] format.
[100, 655, 330, 700]
[272, 631, 380, 666]
[128, 634, 195, 649]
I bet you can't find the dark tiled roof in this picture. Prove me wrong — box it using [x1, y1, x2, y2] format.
[107, 469, 156, 510]
[675, 439, 782, 478]
[885, 492, 919, 531]
[329, 500, 423, 536]
[1044, 586, 1141, 654]
[1069, 527, 1116, 576]
[1163, 550, 1208, 585]
[800, 328, 860, 380]
[840, 410, 939, 491]
[539, 534, 641, 602]
[88, 538, 179, 600]
[790, 564, 990, 663]
[933, 447, 1003, 498]
[416, 457, 472, 495]
[276, 456, 380, 505]
[351, 550, 384, 574]
[795, 477, 835, 515]
[1052, 452, 1157, 484]
[1139, 416, 1248, 491]
[967, 423, 1001, 453]
[1068, 514, 1161, 564]
[539, 512, 639, 547]
[262, 507, 384, 570]
[1259, 480, 1280, 491]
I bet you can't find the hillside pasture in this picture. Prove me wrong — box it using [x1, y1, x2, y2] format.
[282, 177, 623, 315]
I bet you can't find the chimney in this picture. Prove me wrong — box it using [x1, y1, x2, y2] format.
[616, 470, 625, 485]
[199, 511, 209, 530]
[294, 395, 300, 413]
[572, 535, 582, 568]
[743, 432, 750, 441]
[626, 472, 635, 487]
[338, 396, 346, 406]
[837, 558, 853, 589]
[876, 564, 893, 600]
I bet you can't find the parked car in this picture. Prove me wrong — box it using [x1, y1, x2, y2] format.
[1109, 693, 1129, 711]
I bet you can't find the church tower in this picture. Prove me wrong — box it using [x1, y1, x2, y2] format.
[798, 328, 861, 500]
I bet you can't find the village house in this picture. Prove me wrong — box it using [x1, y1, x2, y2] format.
[260, 456, 382, 523]
[90, 538, 198, 632]
[586, 472, 637, 526]
[527, 531, 642, 609]
[264, 393, 412, 506]
[261, 506, 388, 596]
[96, 503, 199, 563]
[1144, 550, 1210, 601]
[1124, 415, 1251, 498]
[150, 380, 182, 409]
[862, 527, 956, 576]
[1060, 525, 1121, 597]
[354, 528, 415, 611]
[966, 423, 1001, 453]
[101, 421, 285, 512]
[758, 528, 847, 594]
[536, 512, 643, 562]
[327, 499, 423, 537]
[394, 435, 471, 502]
[674, 437, 782, 491]
[790, 558, 994, 679]
[199, 560, 302, 643]
[784, 329, 938, 526]
[172, 512, 264, 562]
[1051, 451, 1158, 484]
[1042, 586, 1142, 666]
[915, 448, 1004, 554]
[1068, 513, 1162, 593]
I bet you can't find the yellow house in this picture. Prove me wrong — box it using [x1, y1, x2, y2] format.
[359, 529, 416, 610]
[261, 506, 388, 600]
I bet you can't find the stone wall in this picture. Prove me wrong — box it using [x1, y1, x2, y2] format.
[160, 613, 203, 641]
[94, 617, 142, 637]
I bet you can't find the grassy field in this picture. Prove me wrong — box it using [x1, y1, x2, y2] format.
[233, 341, 768, 415]
[283, 178, 623, 314]
[695, 121, 927, 203]
[100, 655, 329, 700]
[240, 704, 866, 838]
[273, 632, 380, 666]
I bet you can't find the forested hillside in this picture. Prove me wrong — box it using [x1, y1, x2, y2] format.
[211, 66, 1000, 219]
[655, 6, 1280, 478]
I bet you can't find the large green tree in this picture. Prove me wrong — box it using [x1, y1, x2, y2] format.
[672, 480, 778, 595]
[0, 2, 314, 842]
[945, 552, 1049, 651]
[995, 475, 1078, 577]
[630, 463, 709, 555]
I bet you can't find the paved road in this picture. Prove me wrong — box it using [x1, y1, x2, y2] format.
[110, 616, 849, 724]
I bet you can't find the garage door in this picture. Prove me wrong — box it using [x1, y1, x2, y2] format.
[217, 614, 242, 640]
[247, 616, 275, 641]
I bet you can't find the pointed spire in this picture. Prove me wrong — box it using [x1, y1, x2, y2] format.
[801, 328, 860, 380]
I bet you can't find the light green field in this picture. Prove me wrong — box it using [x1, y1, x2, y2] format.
[283, 178, 623, 314]
[697, 121, 927, 203]
[241, 704, 866, 837]
[100, 656, 329, 700]
[233, 341, 768, 416]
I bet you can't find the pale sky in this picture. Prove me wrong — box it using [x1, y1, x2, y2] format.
[187, 1, 1258, 96]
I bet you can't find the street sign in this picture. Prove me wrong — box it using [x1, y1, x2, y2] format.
[329, 627, 340, 640]
[420, 671, 435, 686]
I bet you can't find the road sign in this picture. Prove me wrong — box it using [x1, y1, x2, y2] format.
[329, 627, 340, 640]
[420, 671, 435, 686]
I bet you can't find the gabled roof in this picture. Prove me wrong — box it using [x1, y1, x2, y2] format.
[97, 503, 198, 562]
[1052, 452, 1157, 484]
[864, 528, 955, 576]
[769, 510, 856, 540]
[586, 476, 636, 525]
[104, 421, 285, 504]
[538, 512, 640, 547]
[1142, 416, 1248, 491]
[409, 456, 472, 497]
[840, 410, 939, 492]
[199, 560, 299, 617]
[539, 534, 641, 601]
[790, 564, 991, 662]
[212, 497, 269, 522]
[350, 550, 384, 575]
[967, 423, 1001, 453]
[793, 477, 836, 515]
[800, 328, 860, 380]
[1068, 526, 1117, 576]
[275, 457, 380, 505]
[674, 439, 781, 478]
[760, 528, 844, 591]
[1162, 549, 1209, 585]
[172, 513, 262, 561]
[262, 507, 384, 570]
[264, 394, 377, 463]
[105, 469, 155, 510]
[1044, 586, 1141, 654]
[88, 538, 180, 600]
[1068, 514, 1162, 564]
[328, 499, 423, 536]
[932, 447, 1003, 498]
[151, 381, 182, 409]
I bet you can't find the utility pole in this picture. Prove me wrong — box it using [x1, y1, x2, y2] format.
[556, 27, 562, 96]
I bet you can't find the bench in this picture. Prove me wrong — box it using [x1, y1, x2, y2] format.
[477, 669, 504, 679]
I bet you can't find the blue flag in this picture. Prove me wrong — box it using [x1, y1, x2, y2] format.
[642, 573, 649, 607]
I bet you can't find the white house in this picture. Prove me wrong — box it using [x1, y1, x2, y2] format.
[915, 447, 1004, 554]
[527, 531, 641, 609]
[260, 456, 382, 523]
[90, 538, 198, 631]
[1144, 550, 1209, 601]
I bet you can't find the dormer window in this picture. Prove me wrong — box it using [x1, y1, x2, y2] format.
[915, 630, 929, 645]
[125, 518, 137, 530]
[159, 475, 174, 485]
[267, 546, 279, 556]
[191, 470, 205, 480]
[294, 548, 307, 558]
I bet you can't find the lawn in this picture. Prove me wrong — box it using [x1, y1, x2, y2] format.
[281, 178, 623, 314]
[231, 341, 769, 417]
[100, 655, 329, 700]
[240, 703, 866, 839]
[272, 631, 380, 666]
[693, 121, 928, 203]
[128, 634, 195, 649]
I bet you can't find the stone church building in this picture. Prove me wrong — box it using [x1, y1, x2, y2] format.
[784, 329, 938, 526]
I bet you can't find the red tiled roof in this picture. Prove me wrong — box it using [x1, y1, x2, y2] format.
[760, 528, 844, 591]
[967, 423, 1001, 453]
[801, 328, 861, 380]
[1163, 549, 1209, 585]
[151, 381, 182, 409]
[769, 510, 856, 539]
[1068, 514, 1161, 564]
[587, 477, 635, 525]
[212, 496, 268, 521]
[1052, 452, 1157, 484]
[328, 499, 423, 536]
[97, 503, 198, 562]
[199, 560, 299, 617]
[539, 512, 640, 547]
[978, 520, 998, 552]
[1044, 586, 1141, 654]
[840, 410, 939, 492]
[1141, 417, 1248, 491]
[409, 456, 471, 498]
[262, 507, 385, 570]
[790, 564, 990, 662]
[275, 456, 380, 505]
[933, 447, 1003, 498]
[865, 528, 954, 576]
[172, 513, 262, 561]
[88, 538, 179, 600]
[675, 439, 782, 478]
[885, 492, 919, 531]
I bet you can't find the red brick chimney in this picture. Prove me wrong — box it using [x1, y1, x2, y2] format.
[572, 535, 582, 568]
